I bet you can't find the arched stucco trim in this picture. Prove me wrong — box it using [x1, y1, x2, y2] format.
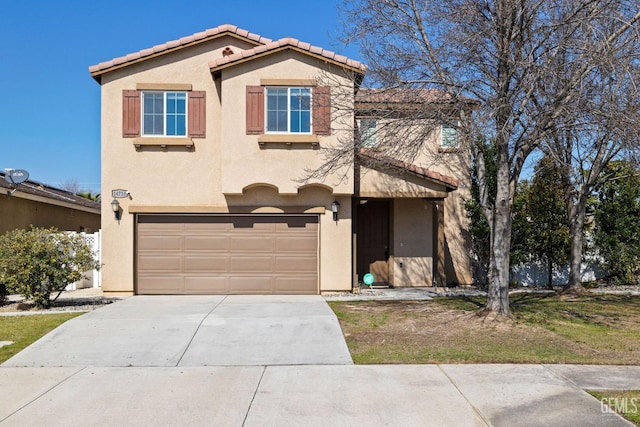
[241, 183, 280, 193]
[297, 183, 334, 194]
[250, 207, 286, 213]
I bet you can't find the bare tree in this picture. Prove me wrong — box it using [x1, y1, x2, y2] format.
[60, 178, 81, 194]
[334, 0, 640, 316]
[540, 13, 640, 293]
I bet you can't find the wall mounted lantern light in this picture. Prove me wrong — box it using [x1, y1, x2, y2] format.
[111, 198, 121, 221]
[331, 199, 340, 222]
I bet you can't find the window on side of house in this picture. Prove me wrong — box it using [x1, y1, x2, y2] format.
[265, 87, 311, 134]
[441, 122, 459, 148]
[358, 118, 378, 147]
[142, 91, 187, 137]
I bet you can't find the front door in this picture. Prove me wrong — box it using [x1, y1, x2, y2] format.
[356, 200, 390, 283]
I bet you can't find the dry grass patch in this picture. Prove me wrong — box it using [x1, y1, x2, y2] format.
[328, 294, 640, 365]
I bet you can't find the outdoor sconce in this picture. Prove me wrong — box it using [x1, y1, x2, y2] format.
[331, 199, 340, 222]
[111, 199, 121, 221]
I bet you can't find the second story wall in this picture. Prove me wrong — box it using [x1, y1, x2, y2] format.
[218, 51, 356, 196]
[100, 36, 259, 209]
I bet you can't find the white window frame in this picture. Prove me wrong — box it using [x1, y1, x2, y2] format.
[265, 87, 312, 134]
[141, 91, 188, 137]
[440, 121, 460, 148]
[358, 118, 378, 147]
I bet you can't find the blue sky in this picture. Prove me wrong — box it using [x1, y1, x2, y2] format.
[0, 0, 359, 194]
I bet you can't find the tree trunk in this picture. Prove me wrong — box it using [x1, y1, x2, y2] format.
[567, 200, 587, 293]
[484, 158, 512, 316]
[547, 258, 553, 290]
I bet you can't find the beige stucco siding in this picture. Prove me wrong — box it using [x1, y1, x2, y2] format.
[443, 188, 473, 285]
[0, 195, 100, 235]
[100, 39, 239, 293]
[220, 51, 354, 196]
[392, 198, 434, 286]
[359, 167, 449, 198]
[99, 37, 355, 293]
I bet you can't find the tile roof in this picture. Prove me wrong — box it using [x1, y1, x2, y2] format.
[209, 37, 367, 73]
[89, 24, 365, 81]
[359, 149, 459, 191]
[357, 88, 452, 103]
[0, 172, 101, 211]
[89, 24, 273, 80]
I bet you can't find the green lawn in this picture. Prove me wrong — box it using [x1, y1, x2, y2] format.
[0, 313, 83, 363]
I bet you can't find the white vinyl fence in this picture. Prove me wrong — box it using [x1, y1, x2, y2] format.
[510, 258, 607, 287]
[66, 230, 101, 290]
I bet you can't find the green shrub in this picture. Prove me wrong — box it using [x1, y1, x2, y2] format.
[0, 227, 100, 309]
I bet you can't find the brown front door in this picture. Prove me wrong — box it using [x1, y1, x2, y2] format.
[356, 200, 390, 283]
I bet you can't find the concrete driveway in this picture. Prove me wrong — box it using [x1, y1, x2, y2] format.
[3, 295, 639, 426]
[2, 295, 353, 367]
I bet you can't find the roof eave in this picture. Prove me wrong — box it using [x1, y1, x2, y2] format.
[209, 45, 367, 76]
[89, 30, 268, 84]
[358, 151, 459, 191]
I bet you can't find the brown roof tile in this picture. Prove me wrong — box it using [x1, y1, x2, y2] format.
[357, 88, 451, 104]
[89, 24, 273, 79]
[209, 37, 366, 73]
[359, 149, 459, 190]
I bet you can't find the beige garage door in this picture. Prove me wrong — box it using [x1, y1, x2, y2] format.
[136, 215, 318, 295]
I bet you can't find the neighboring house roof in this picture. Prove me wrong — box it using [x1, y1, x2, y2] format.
[89, 24, 273, 82]
[359, 149, 459, 191]
[0, 172, 100, 213]
[209, 37, 367, 74]
[89, 24, 365, 82]
[357, 88, 457, 104]
[356, 87, 480, 111]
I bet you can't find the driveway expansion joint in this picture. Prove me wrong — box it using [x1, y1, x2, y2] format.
[437, 365, 491, 427]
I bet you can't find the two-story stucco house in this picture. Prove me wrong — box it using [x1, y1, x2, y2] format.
[89, 24, 472, 295]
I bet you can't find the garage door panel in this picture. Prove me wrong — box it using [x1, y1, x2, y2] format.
[275, 277, 317, 293]
[275, 236, 317, 252]
[184, 256, 229, 271]
[137, 215, 318, 295]
[138, 255, 183, 272]
[139, 222, 184, 232]
[275, 256, 317, 271]
[138, 236, 183, 251]
[137, 276, 185, 294]
[230, 236, 274, 251]
[184, 236, 228, 251]
[185, 276, 229, 293]
[229, 276, 275, 293]
[230, 256, 274, 272]
[184, 222, 231, 232]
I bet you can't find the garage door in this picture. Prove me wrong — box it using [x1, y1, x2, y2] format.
[136, 215, 318, 294]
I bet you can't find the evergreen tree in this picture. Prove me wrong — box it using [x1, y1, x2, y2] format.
[594, 161, 640, 284]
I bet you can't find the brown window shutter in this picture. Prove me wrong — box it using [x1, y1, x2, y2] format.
[122, 90, 140, 138]
[188, 91, 206, 138]
[246, 86, 264, 135]
[313, 86, 331, 135]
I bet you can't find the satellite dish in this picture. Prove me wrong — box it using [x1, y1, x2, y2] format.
[3, 169, 29, 185]
[9, 169, 29, 184]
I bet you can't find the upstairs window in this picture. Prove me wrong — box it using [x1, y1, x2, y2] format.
[441, 122, 459, 148]
[246, 85, 330, 136]
[142, 91, 187, 137]
[358, 119, 378, 147]
[122, 89, 205, 139]
[266, 87, 312, 133]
